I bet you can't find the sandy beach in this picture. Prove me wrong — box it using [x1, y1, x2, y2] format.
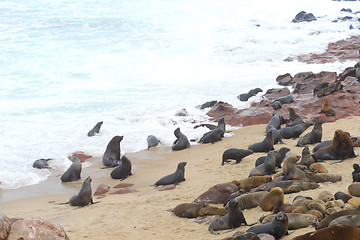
[1, 116, 360, 240]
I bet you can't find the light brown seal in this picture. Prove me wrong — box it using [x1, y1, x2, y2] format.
[295, 224, 360, 240]
[298, 146, 315, 168]
[319, 99, 335, 117]
[260, 187, 284, 211]
[231, 176, 272, 192]
[235, 191, 268, 210]
[309, 163, 328, 173]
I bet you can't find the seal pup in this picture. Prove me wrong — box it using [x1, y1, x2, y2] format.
[319, 99, 336, 117]
[296, 120, 324, 147]
[147, 135, 160, 149]
[255, 147, 290, 168]
[69, 176, 94, 207]
[248, 131, 274, 153]
[32, 158, 52, 169]
[246, 211, 288, 240]
[102, 135, 123, 167]
[222, 148, 253, 166]
[87, 121, 103, 137]
[200, 128, 224, 144]
[316, 209, 360, 229]
[280, 121, 313, 139]
[61, 156, 82, 182]
[209, 199, 251, 235]
[286, 107, 303, 127]
[154, 162, 186, 186]
[172, 128, 190, 151]
[352, 164, 360, 182]
[298, 146, 315, 168]
[265, 113, 286, 133]
[249, 151, 276, 177]
[110, 156, 132, 180]
[309, 163, 328, 173]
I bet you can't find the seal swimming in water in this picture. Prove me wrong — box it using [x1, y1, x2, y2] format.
[61, 156, 82, 182]
[87, 121, 103, 137]
[209, 199, 252, 235]
[296, 120, 324, 147]
[32, 158, 52, 169]
[246, 211, 288, 240]
[248, 131, 274, 153]
[147, 135, 160, 149]
[222, 148, 253, 166]
[154, 162, 186, 186]
[110, 156, 132, 180]
[172, 128, 190, 151]
[280, 121, 313, 139]
[69, 176, 94, 207]
[249, 151, 276, 177]
[102, 135, 123, 167]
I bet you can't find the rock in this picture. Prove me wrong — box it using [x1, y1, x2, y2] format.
[258, 233, 276, 240]
[261, 88, 291, 101]
[7, 218, 69, 240]
[68, 151, 92, 163]
[292, 11, 317, 23]
[155, 184, 176, 191]
[206, 101, 239, 119]
[113, 183, 134, 188]
[109, 188, 137, 194]
[93, 184, 110, 196]
[175, 108, 188, 117]
[348, 182, 360, 197]
[276, 73, 293, 86]
[0, 214, 11, 240]
[193, 183, 239, 204]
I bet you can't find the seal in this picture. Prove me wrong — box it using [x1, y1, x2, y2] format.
[273, 95, 294, 105]
[249, 151, 276, 177]
[352, 163, 360, 182]
[265, 113, 286, 133]
[319, 99, 335, 117]
[316, 80, 343, 98]
[272, 101, 282, 110]
[248, 131, 274, 153]
[282, 156, 310, 182]
[32, 158, 52, 169]
[173, 203, 227, 218]
[147, 135, 160, 149]
[246, 211, 288, 240]
[222, 148, 253, 166]
[237, 88, 263, 102]
[325, 207, 342, 216]
[296, 224, 360, 240]
[309, 163, 328, 173]
[334, 191, 353, 203]
[255, 147, 290, 168]
[69, 176, 94, 207]
[232, 232, 260, 240]
[234, 191, 268, 210]
[296, 120, 324, 147]
[260, 213, 318, 230]
[355, 61, 360, 80]
[298, 146, 315, 168]
[154, 162, 186, 186]
[316, 209, 360, 229]
[286, 107, 303, 127]
[329, 214, 360, 227]
[267, 126, 285, 144]
[102, 135, 123, 167]
[232, 176, 272, 192]
[260, 187, 284, 211]
[325, 200, 344, 209]
[61, 156, 82, 182]
[87, 121, 103, 137]
[110, 156, 132, 180]
[312, 140, 332, 153]
[172, 128, 190, 151]
[317, 191, 334, 203]
[200, 128, 224, 144]
[348, 182, 360, 197]
[209, 199, 250, 235]
[280, 121, 314, 139]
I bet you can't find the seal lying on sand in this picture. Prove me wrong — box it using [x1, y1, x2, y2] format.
[69, 177, 94, 207]
[260, 213, 318, 230]
[61, 156, 82, 182]
[222, 148, 253, 166]
[87, 121, 103, 137]
[154, 162, 186, 186]
[295, 224, 360, 240]
[32, 158, 52, 169]
[102, 135, 123, 167]
[110, 156, 132, 180]
[172, 128, 190, 151]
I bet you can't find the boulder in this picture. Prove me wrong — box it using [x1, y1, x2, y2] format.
[292, 11, 317, 23]
[193, 183, 239, 204]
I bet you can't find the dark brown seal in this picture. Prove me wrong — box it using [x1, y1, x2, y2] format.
[147, 135, 160, 149]
[61, 156, 82, 182]
[172, 128, 190, 151]
[280, 121, 314, 139]
[265, 113, 286, 133]
[87, 121, 103, 137]
[173, 203, 227, 218]
[69, 176, 94, 207]
[319, 99, 335, 117]
[102, 135, 123, 167]
[260, 213, 318, 230]
[110, 156, 132, 180]
[334, 191, 353, 203]
[267, 125, 285, 144]
[316, 209, 360, 229]
[154, 162, 186, 186]
[316, 80, 343, 98]
[296, 120, 324, 147]
[352, 163, 360, 182]
[238, 88, 263, 102]
[222, 148, 253, 166]
[248, 131, 274, 153]
[295, 224, 360, 240]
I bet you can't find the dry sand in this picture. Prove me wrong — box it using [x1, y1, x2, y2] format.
[1, 116, 360, 240]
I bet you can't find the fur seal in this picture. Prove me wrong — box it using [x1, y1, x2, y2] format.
[247, 211, 288, 240]
[87, 121, 103, 137]
[260, 213, 318, 230]
[319, 99, 336, 117]
[316, 209, 360, 229]
[248, 131, 274, 153]
[298, 146, 315, 168]
[316, 80, 343, 98]
[232, 176, 272, 192]
[102, 135, 123, 167]
[355, 61, 360, 80]
[280, 121, 313, 139]
[312, 140, 332, 153]
[267, 126, 284, 144]
[318, 191, 334, 203]
[329, 214, 360, 227]
[255, 147, 290, 168]
[200, 128, 224, 144]
[325, 200, 344, 209]
[173, 203, 227, 218]
[335, 191, 353, 203]
[147, 135, 160, 149]
[265, 113, 286, 133]
[273, 95, 294, 105]
[208, 199, 250, 235]
[296, 224, 360, 240]
[32, 158, 52, 169]
[307, 173, 342, 183]
[260, 187, 284, 211]
[154, 162, 186, 186]
[238, 88, 263, 102]
[249, 151, 276, 177]
[222, 148, 253, 166]
[172, 128, 190, 151]
[110, 156, 132, 180]
[352, 164, 360, 182]
[272, 101, 282, 110]
[309, 163, 328, 173]
[69, 176, 94, 207]
[296, 120, 324, 147]
[283, 156, 310, 182]
[61, 156, 82, 182]
[286, 107, 304, 127]
[252, 180, 319, 194]
[234, 191, 268, 210]
[348, 182, 360, 197]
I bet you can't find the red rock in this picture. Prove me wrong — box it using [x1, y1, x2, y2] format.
[0, 214, 11, 240]
[113, 183, 134, 188]
[7, 218, 69, 240]
[93, 183, 110, 196]
[261, 88, 290, 101]
[155, 184, 177, 191]
[193, 183, 239, 205]
[68, 151, 92, 163]
[276, 73, 293, 86]
[109, 188, 137, 194]
[206, 101, 239, 119]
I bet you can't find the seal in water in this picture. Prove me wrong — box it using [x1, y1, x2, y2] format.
[147, 135, 160, 149]
[102, 135, 123, 167]
[248, 131, 274, 153]
[222, 148, 253, 166]
[237, 88, 263, 102]
[209, 199, 252, 235]
[246, 211, 288, 240]
[172, 128, 190, 151]
[32, 158, 52, 169]
[110, 156, 132, 180]
[154, 162, 186, 186]
[87, 121, 103, 137]
[61, 156, 82, 182]
[69, 176, 94, 207]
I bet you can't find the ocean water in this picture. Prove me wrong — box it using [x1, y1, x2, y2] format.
[0, 0, 359, 189]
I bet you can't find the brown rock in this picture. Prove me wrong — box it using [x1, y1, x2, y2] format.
[276, 73, 293, 86]
[348, 182, 360, 197]
[113, 183, 134, 188]
[68, 151, 92, 163]
[155, 184, 176, 191]
[93, 184, 110, 196]
[206, 101, 239, 119]
[258, 233, 275, 240]
[109, 188, 137, 194]
[193, 183, 239, 204]
[261, 87, 290, 101]
[0, 214, 11, 240]
[7, 218, 69, 240]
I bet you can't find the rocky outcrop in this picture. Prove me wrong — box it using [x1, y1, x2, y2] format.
[193, 183, 239, 205]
